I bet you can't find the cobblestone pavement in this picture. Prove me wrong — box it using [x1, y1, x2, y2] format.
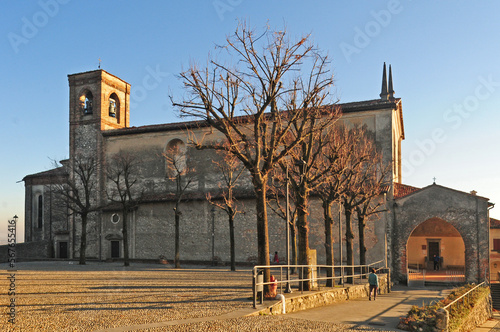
[0, 261, 396, 331]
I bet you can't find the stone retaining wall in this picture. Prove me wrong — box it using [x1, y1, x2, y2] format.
[0, 240, 51, 262]
[452, 290, 492, 332]
[252, 274, 388, 315]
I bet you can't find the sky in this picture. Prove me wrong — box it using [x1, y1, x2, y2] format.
[1, 1, 500, 243]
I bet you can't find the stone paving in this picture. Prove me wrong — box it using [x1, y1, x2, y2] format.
[0, 261, 382, 332]
[1, 261, 496, 331]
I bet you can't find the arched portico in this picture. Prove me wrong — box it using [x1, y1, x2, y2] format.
[406, 217, 465, 272]
[391, 184, 490, 284]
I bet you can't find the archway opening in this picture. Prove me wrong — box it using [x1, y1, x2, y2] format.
[407, 217, 465, 272]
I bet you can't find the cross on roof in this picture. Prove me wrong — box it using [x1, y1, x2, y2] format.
[433, 177, 436, 184]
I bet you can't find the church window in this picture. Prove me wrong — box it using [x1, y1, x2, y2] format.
[37, 195, 43, 229]
[79, 90, 93, 115]
[165, 139, 187, 177]
[494, 239, 500, 251]
[84, 96, 93, 114]
[109, 98, 117, 117]
[108, 93, 120, 121]
[111, 213, 120, 224]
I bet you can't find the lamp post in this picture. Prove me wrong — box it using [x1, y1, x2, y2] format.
[338, 202, 343, 284]
[211, 206, 215, 266]
[285, 166, 292, 293]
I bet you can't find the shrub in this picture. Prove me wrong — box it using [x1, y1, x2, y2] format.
[398, 284, 489, 332]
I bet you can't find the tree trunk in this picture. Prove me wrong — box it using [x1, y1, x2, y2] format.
[297, 192, 311, 291]
[358, 214, 367, 266]
[344, 205, 354, 283]
[357, 211, 367, 277]
[175, 208, 180, 268]
[254, 181, 270, 293]
[79, 212, 88, 265]
[229, 212, 236, 271]
[323, 201, 335, 287]
[123, 208, 130, 267]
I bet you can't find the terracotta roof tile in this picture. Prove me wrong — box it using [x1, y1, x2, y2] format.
[393, 182, 420, 199]
[491, 218, 500, 229]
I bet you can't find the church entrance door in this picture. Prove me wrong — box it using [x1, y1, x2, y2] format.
[427, 240, 440, 270]
[111, 241, 120, 258]
[58, 241, 68, 259]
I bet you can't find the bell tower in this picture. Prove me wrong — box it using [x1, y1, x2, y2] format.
[68, 70, 130, 159]
[66, 70, 130, 260]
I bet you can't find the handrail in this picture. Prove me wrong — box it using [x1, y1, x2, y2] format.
[252, 260, 386, 308]
[442, 281, 486, 310]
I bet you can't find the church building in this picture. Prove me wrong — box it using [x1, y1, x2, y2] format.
[22, 65, 492, 284]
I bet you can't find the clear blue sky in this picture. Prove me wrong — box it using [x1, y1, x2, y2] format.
[1, 1, 500, 243]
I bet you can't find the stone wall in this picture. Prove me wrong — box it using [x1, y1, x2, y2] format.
[97, 196, 387, 266]
[0, 240, 52, 262]
[453, 290, 492, 332]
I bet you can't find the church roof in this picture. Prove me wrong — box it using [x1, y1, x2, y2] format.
[393, 182, 420, 199]
[394, 182, 492, 204]
[102, 98, 402, 137]
[491, 218, 500, 229]
[23, 166, 67, 181]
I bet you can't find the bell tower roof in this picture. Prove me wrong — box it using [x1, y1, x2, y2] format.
[380, 62, 388, 100]
[388, 64, 395, 99]
[380, 62, 395, 100]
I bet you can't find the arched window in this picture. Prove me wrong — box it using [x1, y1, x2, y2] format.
[165, 139, 187, 177]
[109, 93, 120, 121]
[79, 90, 93, 115]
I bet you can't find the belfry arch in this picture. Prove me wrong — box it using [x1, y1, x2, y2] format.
[406, 217, 465, 272]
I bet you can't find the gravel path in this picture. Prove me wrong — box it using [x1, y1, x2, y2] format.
[0, 261, 388, 332]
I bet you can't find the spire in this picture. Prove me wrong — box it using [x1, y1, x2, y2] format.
[380, 62, 388, 100]
[388, 64, 395, 99]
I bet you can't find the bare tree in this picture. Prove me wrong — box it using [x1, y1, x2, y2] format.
[53, 156, 99, 265]
[339, 127, 380, 282]
[316, 125, 357, 286]
[106, 151, 141, 267]
[282, 106, 340, 290]
[172, 22, 335, 287]
[268, 169, 298, 272]
[164, 143, 195, 268]
[355, 158, 391, 267]
[206, 147, 245, 271]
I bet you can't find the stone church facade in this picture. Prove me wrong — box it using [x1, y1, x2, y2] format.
[23, 66, 492, 283]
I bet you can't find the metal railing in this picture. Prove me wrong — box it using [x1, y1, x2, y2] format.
[445, 268, 465, 284]
[442, 281, 488, 330]
[407, 267, 425, 287]
[252, 260, 386, 308]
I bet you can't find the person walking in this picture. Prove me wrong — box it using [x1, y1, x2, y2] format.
[368, 268, 379, 301]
